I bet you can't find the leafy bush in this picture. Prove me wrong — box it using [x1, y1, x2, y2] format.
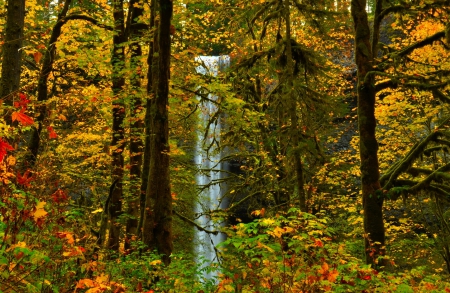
[217, 209, 450, 293]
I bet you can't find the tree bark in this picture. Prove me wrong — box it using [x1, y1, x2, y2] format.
[139, 0, 157, 241]
[0, 0, 25, 110]
[351, 0, 385, 266]
[284, 0, 306, 212]
[142, 0, 173, 265]
[107, 0, 126, 252]
[125, 0, 145, 251]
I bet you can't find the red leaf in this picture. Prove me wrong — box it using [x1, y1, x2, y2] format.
[0, 138, 14, 161]
[47, 126, 58, 139]
[17, 169, 33, 187]
[12, 112, 34, 126]
[14, 93, 30, 109]
[314, 239, 323, 247]
[51, 189, 69, 203]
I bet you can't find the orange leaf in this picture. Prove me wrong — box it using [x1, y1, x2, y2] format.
[17, 169, 33, 187]
[12, 111, 34, 126]
[327, 269, 339, 283]
[76, 279, 96, 289]
[33, 52, 43, 63]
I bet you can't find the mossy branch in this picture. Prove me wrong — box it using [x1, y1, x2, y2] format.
[433, 89, 450, 104]
[407, 167, 433, 177]
[377, 5, 408, 23]
[377, 31, 445, 70]
[424, 146, 448, 156]
[409, 162, 450, 193]
[381, 130, 444, 189]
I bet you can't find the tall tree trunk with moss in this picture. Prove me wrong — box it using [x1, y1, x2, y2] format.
[107, 0, 126, 252]
[0, 0, 25, 111]
[351, 0, 385, 266]
[138, 0, 156, 239]
[283, 0, 306, 212]
[142, 0, 173, 265]
[125, 0, 145, 251]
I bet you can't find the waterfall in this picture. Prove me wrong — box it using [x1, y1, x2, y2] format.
[194, 55, 230, 280]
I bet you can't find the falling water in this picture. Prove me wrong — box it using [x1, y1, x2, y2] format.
[194, 55, 230, 280]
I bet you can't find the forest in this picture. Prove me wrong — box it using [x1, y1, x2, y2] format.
[1, 0, 450, 292]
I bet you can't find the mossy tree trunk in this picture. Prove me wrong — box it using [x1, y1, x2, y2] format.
[138, 0, 156, 238]
[107, 0, 126, 252]
[351, 0, 385, 266]
[142, 0, 173, 265]
[283, 0, 306, 212]
[125, 0, 145, 251]
[0, 0, 25, 111]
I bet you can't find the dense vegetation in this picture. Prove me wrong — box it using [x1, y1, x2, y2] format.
[1, 0, 450, 292]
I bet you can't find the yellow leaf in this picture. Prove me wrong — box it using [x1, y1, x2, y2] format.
[36, 201, 46, 209]
[6, 241, 27, 252]
[271, 227, 284, 238]
[95, 273, 109, 284]
[6, 156, 16, 166]
[91, 208, 103, 214]
[150, 260, 162, 266]
[33, 201, 48, 220]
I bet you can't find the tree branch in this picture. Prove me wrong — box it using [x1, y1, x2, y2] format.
[173, 210, 219, 235]
[63, 14, 114, 31]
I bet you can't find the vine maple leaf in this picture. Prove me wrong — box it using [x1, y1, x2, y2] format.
[51, 189, 69, 203]
[13, 93, 30, 109]
[12, 111, 34, 126]
[0, 138, 14, 161]
[47, 126, 58, 139]
[17, 169, 33, 187]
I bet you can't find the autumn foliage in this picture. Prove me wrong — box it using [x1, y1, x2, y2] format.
[1, 0, 450, 292]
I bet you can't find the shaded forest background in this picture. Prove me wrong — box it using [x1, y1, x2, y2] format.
[1, 0, 450, 292]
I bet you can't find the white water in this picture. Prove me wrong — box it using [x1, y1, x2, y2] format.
[194, 56, 230, 280]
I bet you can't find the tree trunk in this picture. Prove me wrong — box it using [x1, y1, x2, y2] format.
[125, 0, 145, 251]
[28, 0, 72, 165]
[0, 0, 25, 110]
[142, 0, 173, 265]
[107, 0, 126, 252]
[139, 0, 157, 240]
[351, 0, 385, 266]
[284, 0, 306, 212]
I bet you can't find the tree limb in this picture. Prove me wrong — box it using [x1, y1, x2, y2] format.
[173, 210, 219, 235]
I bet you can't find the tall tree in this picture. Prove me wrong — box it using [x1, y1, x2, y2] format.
[124, 0, 145, 251]
[107, 0, 126, 251]
[351, 0, 385, 266]
[351, 0, 449, 265]
[0, 0, 25, 113]
[283, 0, 307, 212]
[142, 0, 173, 265]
